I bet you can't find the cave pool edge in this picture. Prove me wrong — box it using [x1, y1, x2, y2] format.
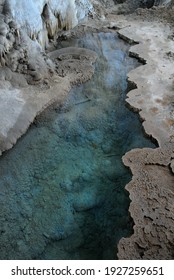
[0, 32, 156, 260]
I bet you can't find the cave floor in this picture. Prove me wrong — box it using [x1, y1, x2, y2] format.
[0, 11, 174, 259]
[101, 14, 174, 259]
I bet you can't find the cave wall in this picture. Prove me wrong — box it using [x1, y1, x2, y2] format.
[0, 0, 93, 49]
[107, 0, 172, 14]
[168, 0, 174, 6]
[0, 0, 93, 71]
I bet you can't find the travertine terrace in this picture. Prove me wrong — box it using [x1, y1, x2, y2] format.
[0, 0, 174, 259]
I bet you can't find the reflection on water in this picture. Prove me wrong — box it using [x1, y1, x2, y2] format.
[0, 33, 156, 260]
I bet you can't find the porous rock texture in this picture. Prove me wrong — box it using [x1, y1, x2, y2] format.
[107, 13, 174, 259]
[87, 0, 174, 259]
[0, 0, 174, 260]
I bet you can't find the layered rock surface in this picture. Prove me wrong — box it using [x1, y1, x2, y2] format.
[109, 17, 174, 259]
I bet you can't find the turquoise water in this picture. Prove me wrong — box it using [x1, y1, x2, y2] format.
[0, 32, 156, 260]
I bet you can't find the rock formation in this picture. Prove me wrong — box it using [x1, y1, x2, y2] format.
[0, 0, 96, 154]
[0, 0, 174, 260]
[1, 0, 92, 47]
[108, 7, 174, 259]
[106, 0, 169, 14]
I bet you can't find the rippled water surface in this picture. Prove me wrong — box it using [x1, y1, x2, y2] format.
[0, 33, 156, 259]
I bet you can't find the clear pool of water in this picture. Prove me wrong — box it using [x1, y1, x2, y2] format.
[0, 32, 156, 260]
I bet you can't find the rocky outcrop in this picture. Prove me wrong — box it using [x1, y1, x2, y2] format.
[107, 1, 154, 14]
[0, 46, 97, 155]
[118, 147, 174, 259]
[0, 0, 93, 48]
[107, 0, 172, 14]
[0, 0, 98, 155]
[0, 0, 93, 69]
[111, 17, 174, 259]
